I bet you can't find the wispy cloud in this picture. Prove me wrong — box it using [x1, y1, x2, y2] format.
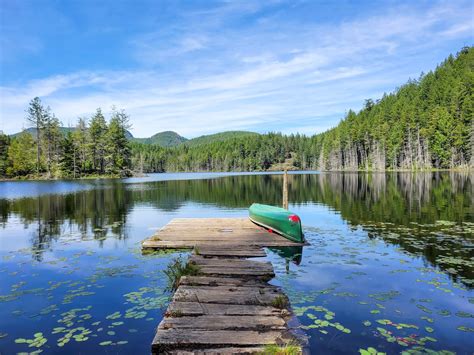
[0, 0, 472, 137]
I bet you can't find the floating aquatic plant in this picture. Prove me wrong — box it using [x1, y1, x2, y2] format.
[456, 326, 474, 332]
[359, 347, 386, 355]
[14, 332, 47, 349]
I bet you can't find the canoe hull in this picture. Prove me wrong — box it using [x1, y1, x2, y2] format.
[249, 203, 304, 243]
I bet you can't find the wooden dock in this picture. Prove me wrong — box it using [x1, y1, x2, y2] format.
[142, 218, 304, 249]
[142, 218, 307, 354]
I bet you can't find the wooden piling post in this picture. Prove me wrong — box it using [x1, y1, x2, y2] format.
[282, 169, 288, 210]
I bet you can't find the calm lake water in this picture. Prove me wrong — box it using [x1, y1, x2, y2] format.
[0, 172, 473, 354]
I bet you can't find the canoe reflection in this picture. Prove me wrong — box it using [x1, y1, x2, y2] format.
[268, 246, 303, 269]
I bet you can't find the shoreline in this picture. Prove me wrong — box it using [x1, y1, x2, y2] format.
[0, 168, 472, 182]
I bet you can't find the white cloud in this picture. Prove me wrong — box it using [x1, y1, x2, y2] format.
[0, 1, 472, 137]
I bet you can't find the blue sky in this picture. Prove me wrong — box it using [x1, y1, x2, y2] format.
[0, 0, 472, 138]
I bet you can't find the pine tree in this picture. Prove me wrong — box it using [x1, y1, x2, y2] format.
[106, 108, 131, 176]
[42, 110, 62, 178]
[26, 97, 47, 174]
[72, 118, 89, 175]
[60, 132, 77, 178]
[88, 108, 108, 173]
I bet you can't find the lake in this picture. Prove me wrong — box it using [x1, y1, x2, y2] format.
[0, 172, 473, 354]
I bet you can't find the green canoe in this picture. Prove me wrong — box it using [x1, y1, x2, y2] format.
[249, 203, 304, 243]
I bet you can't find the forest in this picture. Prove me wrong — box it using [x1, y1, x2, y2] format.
[0, 47, 472, 178]
[0, 99, 132, 178]
[131, 47, 473, 173]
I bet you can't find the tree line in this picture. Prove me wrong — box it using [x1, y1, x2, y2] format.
[0, 47, 472, 179]
[130, 47, 473, 173]
[0, 98, 132, 178]
[313, 46, 473, 171]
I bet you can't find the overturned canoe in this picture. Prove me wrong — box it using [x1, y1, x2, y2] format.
[249, 203, 304, 243]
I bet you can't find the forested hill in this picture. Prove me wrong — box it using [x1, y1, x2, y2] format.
[12, 127, 134, 140]
[185, 131, 260, 147]
[130, 130, 259, 147]
[312, 46, 473, 170]
[131, 131, 187, 147]
[10, 129, 257, 148]
[131, 47, 473, 172]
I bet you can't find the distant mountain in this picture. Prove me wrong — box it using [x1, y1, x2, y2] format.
[11, 127, 75, 138]
[11, 127, 134, 140]
[131, 130, 259, 148]
[185, 131, 260, 147]
[10, 127, 260, 149]
[132, 131, 187, 147]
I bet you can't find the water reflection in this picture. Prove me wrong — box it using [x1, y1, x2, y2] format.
[268, 246, 303, 266]
[0, 172, 472, 281]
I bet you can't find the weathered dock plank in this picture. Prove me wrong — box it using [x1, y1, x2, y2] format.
[143, 239, 300, 249]
[167, 347, 269, 354]
[196, 246, 266, 258]
[197, 267, 274, 278]
[166, 302, 284, 317]
[189, 255, 273, 269]
[159, 315, 286, 330]
[189, 255, 275, 280]
[179, 276, 269, 287]
[173, 285, 282, 305]
[152, 329, 295, 352]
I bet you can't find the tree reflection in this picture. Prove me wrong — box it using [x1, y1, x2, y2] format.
[0, 172, 471, 282]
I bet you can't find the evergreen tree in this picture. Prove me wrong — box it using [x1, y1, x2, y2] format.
[7, 133, 36, 176]
[42, 110, 63, 177]
[0, 132, 11, 177]
[72, 118, 89, 175]
[88, 108, 108, 173]
[60, 132, 78, 178]
[26, 97, 47, 174]
[106, 108, 131, 176]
